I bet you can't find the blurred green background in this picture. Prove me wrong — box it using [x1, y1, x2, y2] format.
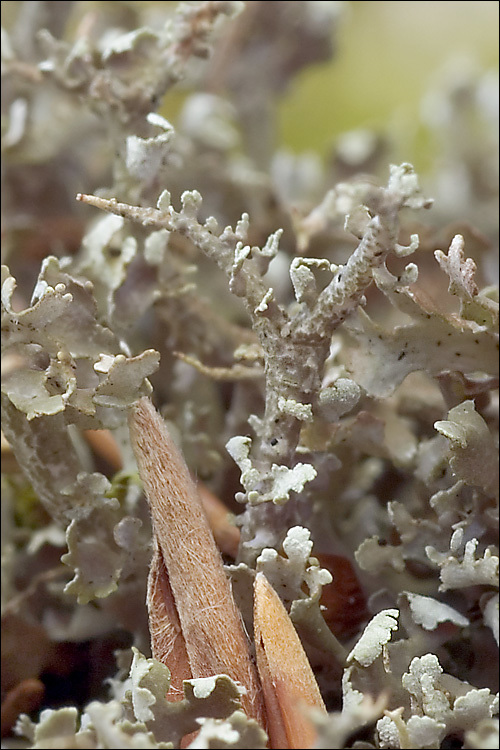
[2, 0, 498, 171]
[278, 0, 499, 167]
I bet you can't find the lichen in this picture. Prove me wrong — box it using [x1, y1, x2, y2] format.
[1, 1, 498, 748]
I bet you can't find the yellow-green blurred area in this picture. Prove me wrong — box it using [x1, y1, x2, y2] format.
[278, 1, 499, 167]
[2, 0, 498, 171]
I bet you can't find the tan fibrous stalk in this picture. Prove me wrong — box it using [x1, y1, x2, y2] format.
[83, 428, 240, 558]
[147, 542, 192, 700]
[128, 397, 266, 730]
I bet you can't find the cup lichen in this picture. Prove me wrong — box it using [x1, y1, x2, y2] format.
[1, 2, 498, 748]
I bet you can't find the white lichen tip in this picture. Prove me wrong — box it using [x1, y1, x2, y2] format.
[347, 609, 399, 667]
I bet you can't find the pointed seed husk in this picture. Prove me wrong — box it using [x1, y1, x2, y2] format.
[254, 572, 326, 749]
[129, 397, 266, 730]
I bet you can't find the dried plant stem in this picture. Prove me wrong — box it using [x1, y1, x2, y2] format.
[83, 429, 123, 471]
[128, 397, 266, 729]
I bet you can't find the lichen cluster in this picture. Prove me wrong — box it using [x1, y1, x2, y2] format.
[1, 2, 498, 749]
